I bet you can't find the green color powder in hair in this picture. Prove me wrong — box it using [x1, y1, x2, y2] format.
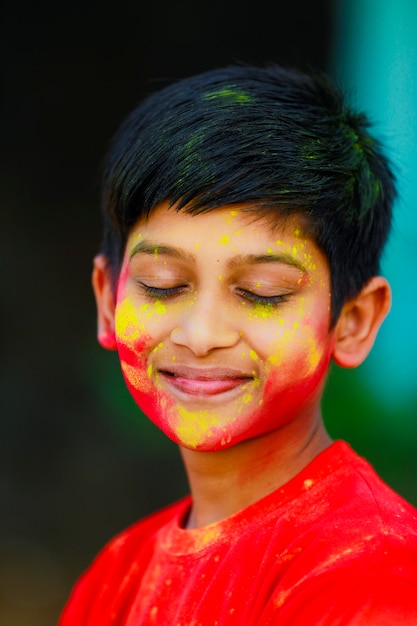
[184, 132, 205, 152]
[202, 86, 252, 103]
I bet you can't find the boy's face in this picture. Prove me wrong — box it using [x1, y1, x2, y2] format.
[107, 203, 336, 452]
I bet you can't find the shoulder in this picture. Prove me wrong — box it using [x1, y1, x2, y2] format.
[262, 443, 417, 623]
[58, 496, 191, 625]
[300, 440, 417, 526]
[269, 563, 417, 625]
[259, 441, 417, 586]
[326, 442, 417, 538]
[294, 441, 417, 565]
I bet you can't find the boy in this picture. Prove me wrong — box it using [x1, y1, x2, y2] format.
[60, 65, 417, 624]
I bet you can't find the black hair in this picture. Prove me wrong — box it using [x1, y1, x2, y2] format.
[100, 64, 396, 324]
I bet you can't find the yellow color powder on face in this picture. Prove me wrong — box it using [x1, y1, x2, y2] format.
[116, 297, 144, 343]
[267, 347, 284, 366]
[151, 342, 164, 354]
[155, 300, 166, 315]
[174, 406, 221, 448]
[248, 303, 277, 320]
[249, 349, 258, 361]
[219, 234, 230, 245]
[251, 375, 260, 388]
[306, 336, 323, 373]
[222, 210, 239, 225]
[303, 252, 317, 272]
[267, 328, 295, 366]
[139, 300, 166, 318]
[121, 362, 153, 393]
[130, 232, 143, 248]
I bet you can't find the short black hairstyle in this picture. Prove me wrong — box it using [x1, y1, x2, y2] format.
[100, 64, 396, 324]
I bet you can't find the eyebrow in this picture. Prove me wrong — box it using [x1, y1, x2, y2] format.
[129, 240, 195, 263]
[228, 253, 306, 273]
[130, 240, 307, 273]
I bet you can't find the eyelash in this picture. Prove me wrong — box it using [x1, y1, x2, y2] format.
[236, 288, 289, 306]
[139, 282, 289, 307]
[140, 284, 187, 299]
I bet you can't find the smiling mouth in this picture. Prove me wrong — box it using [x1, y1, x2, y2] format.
[158, 367, 254, 397]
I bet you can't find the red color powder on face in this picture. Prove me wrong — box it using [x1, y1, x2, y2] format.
[117, 336, 150, 368]
[204, 347, 333, 451]
[110, 205, 336, 451]
[117, 333, 178, 432]
[114, 318, 334, 452]
[123, 375, 163, 425]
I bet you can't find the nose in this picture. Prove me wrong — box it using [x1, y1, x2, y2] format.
[170, 293, 240, 357]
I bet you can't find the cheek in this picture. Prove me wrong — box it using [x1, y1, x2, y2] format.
[115, 295, 159, 405]
[264, 323, 332, 408]
[238, 320, 333, 433]
[115, 296, 150, 388]
[267, 323, 328, 378]
[114, 295, 180, 435]
[115, 283, 172, 355]
[116, 334, 178, 436]
[234, 350, 330, 445]
[116, 330, 157, 412]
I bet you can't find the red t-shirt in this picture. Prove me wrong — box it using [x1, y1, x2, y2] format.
[60, 442, 417, 625]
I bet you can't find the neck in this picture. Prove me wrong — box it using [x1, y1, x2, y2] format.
[179, 412, 331, 529]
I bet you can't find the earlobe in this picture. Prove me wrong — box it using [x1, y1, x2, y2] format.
[332, 277, 391, 368]
[92, 254, 117, 351]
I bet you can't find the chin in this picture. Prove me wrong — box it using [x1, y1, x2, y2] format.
[157, 406, 292, 453]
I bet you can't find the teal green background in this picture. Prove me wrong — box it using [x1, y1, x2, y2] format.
[325, 0, 417, 504]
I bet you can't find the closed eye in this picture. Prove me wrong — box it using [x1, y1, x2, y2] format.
[139, 283, 189, 300]
[236, 288, 290, 306]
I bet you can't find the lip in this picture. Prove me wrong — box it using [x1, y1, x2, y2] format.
[157, 365, 254, 397]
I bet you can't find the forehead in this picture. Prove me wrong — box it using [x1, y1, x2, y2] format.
[127, 201, 312, 248]
[122, 202, 329, 283]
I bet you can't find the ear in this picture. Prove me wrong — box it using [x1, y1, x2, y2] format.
[91, 254, 117, 350]
[332, 276, 391, 368]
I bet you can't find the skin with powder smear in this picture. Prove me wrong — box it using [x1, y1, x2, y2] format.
[112, 203, 335, 452]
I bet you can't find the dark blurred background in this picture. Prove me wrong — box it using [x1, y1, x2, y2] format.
[2, 1, 416, 624]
